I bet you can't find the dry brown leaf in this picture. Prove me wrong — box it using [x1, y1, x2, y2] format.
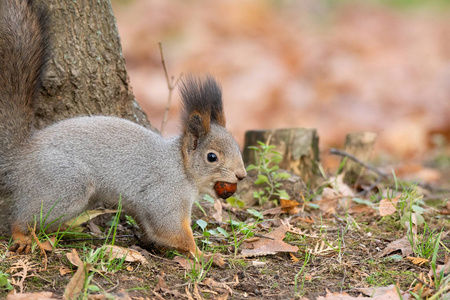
[102, 245, 148, 264]
[41, 237, 56, 252]
[261, 206, 283, 215]
[9, 259, 38, 293]
[63, 262, 91, 300]
[379, 195, 400, 216]
[240, 224, 298, 257]
[280, 199, 301, 214]
[293, 216, 314, 224]
[6, 291, 57, 300]
[66, 249, 83, 267]
[413, 273, 434, 298]
[88, 289, 132, 300]
[356, 284, 411, 299]
[318, 285, 410, 299]
[154, 273, 167, 291]
[59, 266, 72, 276]
[173, 256, 200, 271]
[429, 254, 450, 277]
[193, 283, 203, 300]
[318, 188, 340, 215]
[406, 256, 429, 266]
[185, 286, 195, 300]
[212, 199, 223, 222]
[202, 277, 233, 295]
[290, 253, 300, 263]
[376, 236, 413, 258]
[210, 253, 226, 269]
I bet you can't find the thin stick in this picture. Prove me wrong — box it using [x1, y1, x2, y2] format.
[330, 148, 450, 193]
[329, 148, 388, 178]
[159, 42, 182, 134]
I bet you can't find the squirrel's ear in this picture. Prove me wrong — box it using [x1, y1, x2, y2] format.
[184, 110, 210, 150]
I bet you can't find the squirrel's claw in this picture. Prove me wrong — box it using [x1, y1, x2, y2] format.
[9, 242, 31, 255]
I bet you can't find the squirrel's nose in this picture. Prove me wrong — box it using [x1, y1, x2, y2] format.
[236, 169, 247, 181]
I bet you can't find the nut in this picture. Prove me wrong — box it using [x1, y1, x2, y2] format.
[214, 181, 237, 199]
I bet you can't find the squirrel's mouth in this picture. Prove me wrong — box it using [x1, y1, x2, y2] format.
[214, 181, 237, 199]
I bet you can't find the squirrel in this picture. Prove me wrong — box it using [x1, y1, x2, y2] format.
[0, 0, 246, 256]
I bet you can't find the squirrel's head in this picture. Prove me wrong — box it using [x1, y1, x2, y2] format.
[180, 75, 246, 199]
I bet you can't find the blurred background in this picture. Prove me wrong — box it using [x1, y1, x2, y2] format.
[111, 0, 450, 169]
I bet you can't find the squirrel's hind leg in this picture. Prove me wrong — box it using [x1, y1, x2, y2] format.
[9, 161, 95, 254]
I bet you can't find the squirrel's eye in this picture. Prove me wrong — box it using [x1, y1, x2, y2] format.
[207, 152, 218, 163]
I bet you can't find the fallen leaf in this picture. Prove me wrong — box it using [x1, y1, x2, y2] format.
[202, 277, 233, 295]
[102, 245, 148, 264]
[154, 273, 167, 291]
[406, 256, 428, 266]
[212, 199, 223, 222]
[290, 253, 300, 263]
[280, 199, 301, 214]
[66, 249, 83, 267]
[377, 236, 413, 258]
[193, 283, 204, 300]
[59, 266, 72, 276]
[65, 209, 117, 228]
[251, 261, 266, 267]
[429, 254, 450, 277]
[318, 285, 411, 299]
[241, 224, 298, 256]
[318, 188, 340, 215]
[63, 262, 91, 300]
[173, 256, 200, 271]
[6, 291, 57, 300]
[356, 284, 410, 299]
[379, 195, 400, 216]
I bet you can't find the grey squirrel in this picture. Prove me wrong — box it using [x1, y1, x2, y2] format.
[0, 0, 246, 255]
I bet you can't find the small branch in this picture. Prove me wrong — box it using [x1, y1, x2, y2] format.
[330, 148, 388, 178]
[61, 234, 134, 242]
[330, 148, 450, 194]
[158, 42, 183, 135]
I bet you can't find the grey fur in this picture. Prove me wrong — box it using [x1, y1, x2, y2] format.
[1, 0, 246, 253]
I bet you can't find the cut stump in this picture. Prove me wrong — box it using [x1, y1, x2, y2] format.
[342, 132, 377, 184]
[242, 128, 319, 185]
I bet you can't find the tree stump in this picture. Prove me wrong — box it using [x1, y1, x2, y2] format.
[342, 132, 378, 184]
[242, 128, 319, 184]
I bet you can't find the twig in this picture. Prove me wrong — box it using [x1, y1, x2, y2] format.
[329, 148, 388, 178]
[330, 148, 450, 194]
[158, 42, 183, 134]
[61, 234, 134, 242]
[28, 224, 48, 271]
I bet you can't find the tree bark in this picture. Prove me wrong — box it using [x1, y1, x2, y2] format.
[35, 0, 151, 129]
[0, 0, 152, 236]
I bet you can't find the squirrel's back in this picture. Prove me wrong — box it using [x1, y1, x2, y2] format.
[0, 0, 50, 163]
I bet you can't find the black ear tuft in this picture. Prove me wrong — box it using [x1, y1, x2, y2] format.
[180, 75, 226, 138]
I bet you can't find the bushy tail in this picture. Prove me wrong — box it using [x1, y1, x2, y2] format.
[0, 0, 50, 160]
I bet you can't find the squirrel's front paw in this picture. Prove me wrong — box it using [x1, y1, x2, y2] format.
[9, 242, 31, 254]
[10, 225, 32, 254]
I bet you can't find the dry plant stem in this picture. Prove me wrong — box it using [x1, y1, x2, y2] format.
[159, 42, 183, 134]
[28, 224, 48, 271]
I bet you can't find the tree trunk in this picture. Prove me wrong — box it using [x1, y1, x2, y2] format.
[0, 0, 152, 236]
[36, 0, 151, 129]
